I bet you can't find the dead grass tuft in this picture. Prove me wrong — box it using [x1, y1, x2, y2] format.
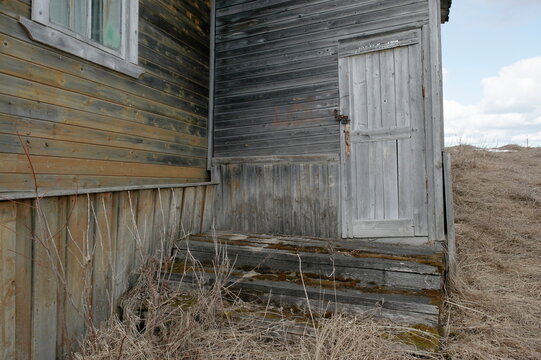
[442, 146, 541, 360]
[74, 249, 440, 360]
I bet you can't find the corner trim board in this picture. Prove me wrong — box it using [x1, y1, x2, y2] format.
[207, 0, 216, 170]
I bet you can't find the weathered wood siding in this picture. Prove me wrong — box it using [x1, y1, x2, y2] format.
[212, 0, 447, 241]
[213, 0, 430, 157]
[213, 156, 340, 238]
[0, 0, 210, 193]
[0, 184, 216, 359]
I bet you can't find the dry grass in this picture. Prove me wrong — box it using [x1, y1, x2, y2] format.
[442, 145, 541, 359]
[74, 145, 541, 360]
[73, 251, 440, 360]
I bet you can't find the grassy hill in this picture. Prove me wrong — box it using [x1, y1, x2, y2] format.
[443, 145, 541, 359]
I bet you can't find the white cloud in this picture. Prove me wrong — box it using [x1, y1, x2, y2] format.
[444, 56, 541, 147]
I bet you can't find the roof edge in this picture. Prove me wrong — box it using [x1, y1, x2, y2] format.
[441, 0, 452, 23]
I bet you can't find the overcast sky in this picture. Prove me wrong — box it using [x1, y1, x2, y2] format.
[442, 0, 541, 147]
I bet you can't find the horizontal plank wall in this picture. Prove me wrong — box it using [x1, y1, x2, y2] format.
[0, 184, 216, 360]
[213, 156, 340, 238]
[213, 0, 430, 157]
[0, 0, 210, 193]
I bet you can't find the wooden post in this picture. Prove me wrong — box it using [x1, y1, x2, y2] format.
[207, 0, 216, 170]
[443, 152, 456, 289]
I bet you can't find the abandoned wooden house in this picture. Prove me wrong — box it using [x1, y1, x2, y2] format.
[0, 0, 454, 358]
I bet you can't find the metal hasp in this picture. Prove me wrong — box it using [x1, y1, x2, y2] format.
[334, 109, 350, 124]
[335, 109, 352, 157]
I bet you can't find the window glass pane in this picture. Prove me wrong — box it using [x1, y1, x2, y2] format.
[72, 0, 88, 36]
[50, 0, 69, 28]
[91, 0, 122, 50]
[50, 0, 88, 36]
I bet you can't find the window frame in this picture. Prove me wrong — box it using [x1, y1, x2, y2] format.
[20, 0, 143, 78]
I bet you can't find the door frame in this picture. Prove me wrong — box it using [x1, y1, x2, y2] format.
[338, 29, 427, 239]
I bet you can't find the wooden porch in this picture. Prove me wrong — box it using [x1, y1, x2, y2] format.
[167, 231, 445, 328]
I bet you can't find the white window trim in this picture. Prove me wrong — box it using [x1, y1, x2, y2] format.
[19, 0, 143, 78]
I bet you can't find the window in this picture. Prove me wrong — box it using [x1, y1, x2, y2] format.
[20, 0, 143, 78]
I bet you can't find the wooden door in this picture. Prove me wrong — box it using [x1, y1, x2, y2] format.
[339, 30, 428, 239]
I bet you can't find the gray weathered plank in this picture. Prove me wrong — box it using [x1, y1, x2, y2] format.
[91, 193, 117, 327]
[409, 42, 429, 236]
[0, 201, 17, 360]
[427, 0, 446, 240]
[181, 187, 196, 235]
[201, 185, 216, 233]
[65, 195, 92, 352]
[32, 197, 60, 359]
[176, 240, 440, 277]
[135, 190, 156, 265]
[15, 201, 32, 360]
[113, 191, 137, 305]
[443, 152, 456, 282]
[192, 186, 205, 234]
[379, 48, 399, 220]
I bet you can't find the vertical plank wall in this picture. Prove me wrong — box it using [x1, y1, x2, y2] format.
[0, 0, 210, 192]
[0, 185, 216, 359]
[213, 156, 340, 238]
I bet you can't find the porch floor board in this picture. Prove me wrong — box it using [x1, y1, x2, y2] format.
[168, 231, 445, 328]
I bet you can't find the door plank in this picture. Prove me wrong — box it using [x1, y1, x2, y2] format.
[366, 51, 384, 220]
[379, 49, 399, 220]
[349, 56, 370, 221]
[338, 57, 351, 237]
[409, 43, 429, 236]
[394, 46, 415, 222]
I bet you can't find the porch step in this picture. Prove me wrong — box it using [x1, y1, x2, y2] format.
[168, 231, 445, 327]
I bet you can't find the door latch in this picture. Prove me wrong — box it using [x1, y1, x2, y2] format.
[335, 109, 352, 156]
[334, 109, 350, 124]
